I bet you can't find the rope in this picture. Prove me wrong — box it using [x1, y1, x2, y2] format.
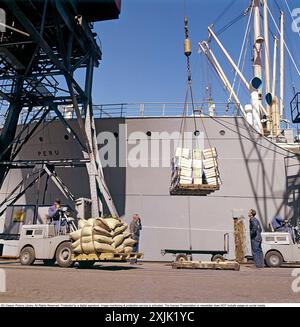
[215, 4, 251, 37]
[284, 0, 300, 39]
[229, 4, 253, 103]
[267, 3, 300, 77]
[212, 0, 238, 27]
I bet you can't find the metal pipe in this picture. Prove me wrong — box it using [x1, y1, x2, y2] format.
[208, 26, 251, 90]
[199, 42, 245, 116]
[263, 0, 271, 132]
[272, 37, 278, 97]
[253, 0, 263, 82]
[279, 11, 285, 118]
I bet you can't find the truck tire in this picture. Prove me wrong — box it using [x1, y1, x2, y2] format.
[175, 254, 188, 262]
[43, 259, 56, 266]
[55, 242, 73, 268]
[78, 261, 95, 269]
[211, 254, 225, 262]
[265, 251, 283, 268]
[20, 246, 35, 266]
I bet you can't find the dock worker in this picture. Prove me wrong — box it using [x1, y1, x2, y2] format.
[248, 209, 264, 268]
[271, 216, 294, 241]
[48, 199, 62, 234]
[130, 214, 142, 263]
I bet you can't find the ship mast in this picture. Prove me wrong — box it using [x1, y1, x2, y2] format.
[263, 0, 271, 133]
[279, 11, 285, 119]
[253, 0, 263, 105]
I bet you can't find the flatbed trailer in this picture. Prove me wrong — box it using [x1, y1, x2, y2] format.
[161, 233, 229, 262]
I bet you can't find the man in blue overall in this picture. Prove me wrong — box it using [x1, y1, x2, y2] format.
[248, 209, 264, 268]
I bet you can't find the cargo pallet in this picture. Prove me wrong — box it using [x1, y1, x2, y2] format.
[72, 252, 144, 262]
[169, 183, 220, 196]
[172, 260, 240, 271]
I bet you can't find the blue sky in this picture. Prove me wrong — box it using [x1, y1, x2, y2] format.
[89, 0, 300, 119]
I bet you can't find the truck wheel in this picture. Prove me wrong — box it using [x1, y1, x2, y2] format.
[211, 254, 225, 262]
[175, 254, 188, 262]
[265, 251, 283, 268]
[43, 259, 56, 266]
[78, 261, 95, 269]
[55, 242, 73, 268]
[20, 247, 35, 266]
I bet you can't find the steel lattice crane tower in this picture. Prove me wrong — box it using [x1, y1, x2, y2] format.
[0, 0, 121, 218]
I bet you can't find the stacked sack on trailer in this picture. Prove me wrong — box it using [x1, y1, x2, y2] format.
[70, 217, 137, 255]
[171, 147, 220, 188]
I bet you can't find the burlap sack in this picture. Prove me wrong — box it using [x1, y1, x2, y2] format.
[81, 241, 95, 254]
[94, 242, 116, 253]
[73, 245, 83, 254]
[71, 239, 80, 249]
[93, 234, 114, 245]
[87, 218, 111, 232]
[122, 232, 131, 240]
[112, 234, 125, 248]
[93, 226, 112, 237]
[110, 224, 128, 238]
[115, 244, 125, 253]
[124, 246, 133, 254]
[70, 229, 81, 241]
[123, 238, 137, 247]
[79, 236, 91, 243]
[105, 218, 123, 230]
[78, 219, 87, 229]
[81, 226, 93, 237]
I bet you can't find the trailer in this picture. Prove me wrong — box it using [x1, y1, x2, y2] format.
[161, 233, 229, 262]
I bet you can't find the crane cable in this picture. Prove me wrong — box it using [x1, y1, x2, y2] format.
[229, 4, 253, 103]
[179, 16, 198, 146]
[179, 16, 219, 186]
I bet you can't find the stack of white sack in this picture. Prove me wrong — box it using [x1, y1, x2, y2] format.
[171, 148, 193, 185]
[202, 147, 221, 186]
[70, 217, 137, 255]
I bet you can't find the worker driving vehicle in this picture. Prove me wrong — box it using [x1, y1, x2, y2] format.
[48, 199, 73, 235]
[271, 216, 300, 243]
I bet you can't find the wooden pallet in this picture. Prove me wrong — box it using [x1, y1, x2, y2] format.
[170, 183, 220, 196]
[172, 260, 240, 271]
[72, 252, 144, 262]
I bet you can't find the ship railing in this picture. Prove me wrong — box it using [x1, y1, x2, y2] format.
[93, 102, 242, 118]
[11, 101, 242, 126]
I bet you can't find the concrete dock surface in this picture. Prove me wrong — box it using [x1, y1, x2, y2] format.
[0, 260, 299, 303]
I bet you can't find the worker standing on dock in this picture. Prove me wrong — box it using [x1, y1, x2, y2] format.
[130, 214, 142, 264]
[248, 209, 264, 268]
